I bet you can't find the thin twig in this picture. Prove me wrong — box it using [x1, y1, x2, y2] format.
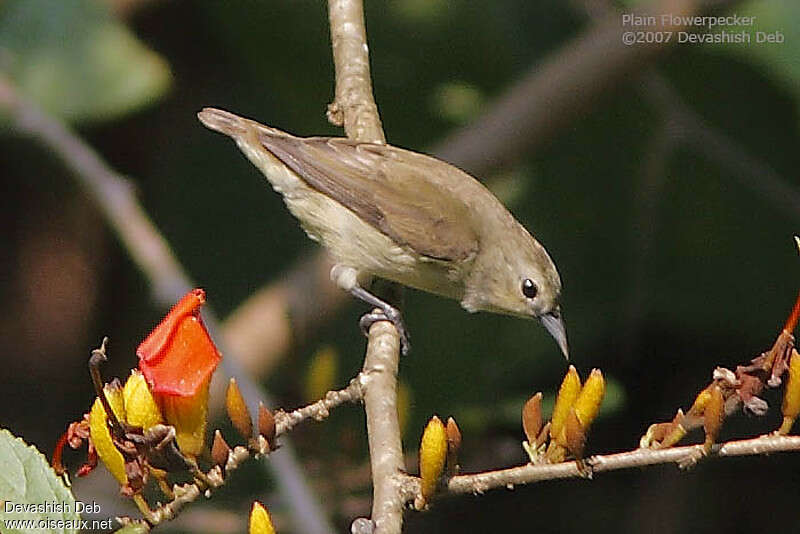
[0, 76, 335, 534]
[275, 376, 363, 434]
[145, 379, 365, 526]
[444, 435, 800, 495]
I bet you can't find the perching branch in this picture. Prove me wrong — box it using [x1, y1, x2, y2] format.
[327, 2, 408, 532]
[360, 319, 406, 534]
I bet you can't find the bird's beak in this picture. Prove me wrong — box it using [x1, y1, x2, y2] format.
[539, 310, 569, 360]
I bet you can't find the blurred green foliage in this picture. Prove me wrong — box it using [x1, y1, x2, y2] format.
[0, 0, 170, 122]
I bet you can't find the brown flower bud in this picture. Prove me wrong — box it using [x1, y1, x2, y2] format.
[564, 408, 586, 459]
[226, 378, 252, 440]
[258, 402, 276, 447]
[522, 392, 543, 446]
[446, 417, 462, 474]
[212, 430, 231, 468]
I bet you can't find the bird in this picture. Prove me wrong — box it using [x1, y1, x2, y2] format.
[198, 108, 567, 358]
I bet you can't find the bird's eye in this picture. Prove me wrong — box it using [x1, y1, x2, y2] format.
[522, 278, 538, 299]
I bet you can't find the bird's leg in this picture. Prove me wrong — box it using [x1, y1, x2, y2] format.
[352, 286, 411, 355]
[331, 265, 411, 355]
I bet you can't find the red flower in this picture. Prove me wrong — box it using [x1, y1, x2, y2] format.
[137, 289, 222, 397]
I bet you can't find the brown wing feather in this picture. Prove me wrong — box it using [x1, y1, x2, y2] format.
[259, 132, 479, 262]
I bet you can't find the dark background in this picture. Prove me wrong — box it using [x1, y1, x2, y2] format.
[1, 0, 798, 532]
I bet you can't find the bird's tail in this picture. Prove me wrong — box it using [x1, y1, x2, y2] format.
[197, 107, 286, 139]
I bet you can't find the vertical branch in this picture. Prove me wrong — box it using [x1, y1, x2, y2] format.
[327, 2, 405, 531]
[361, 319, 406, 534]
[327, 0, 385, 144]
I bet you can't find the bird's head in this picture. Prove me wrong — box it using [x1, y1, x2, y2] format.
[462, 224, 567, 358]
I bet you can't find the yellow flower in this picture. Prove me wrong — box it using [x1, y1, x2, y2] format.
[89, 384, 127, 484]
[158, 379, 210, 457]
[122, 370, 163, 430]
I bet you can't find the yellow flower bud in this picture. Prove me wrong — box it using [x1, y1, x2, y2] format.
[159, 379, 210, 457]
[689, 387, 713, 416]
[304, 345, 338, 402]
[702, 384, 725, 453]
[573, 369, 605, 429]
[249, 501, 276, 534]
[419, 415, 447, 504]
[122, 370, 163, 430]
[226, 378, 252, 440]
[397, 381, 412, 438]
[89, 384, 127, 484]
[779, 349, 800, 435]
[550, 365, 581, 444]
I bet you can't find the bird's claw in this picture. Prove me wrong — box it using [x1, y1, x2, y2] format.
[359, 310, 411, 356]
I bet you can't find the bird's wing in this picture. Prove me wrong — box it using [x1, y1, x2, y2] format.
[259, 132, 480, 262]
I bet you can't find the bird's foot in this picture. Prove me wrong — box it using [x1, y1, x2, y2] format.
[359, 308, 411, 356]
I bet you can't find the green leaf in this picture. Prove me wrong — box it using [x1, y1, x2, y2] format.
[0, 428, 80, 534]
[0, 0, 171, 123]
